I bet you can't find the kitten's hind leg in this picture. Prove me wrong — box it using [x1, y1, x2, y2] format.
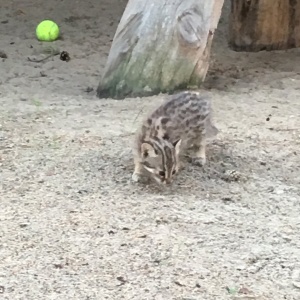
[191, 134, 206, 167]
[205, 119, 218, 138]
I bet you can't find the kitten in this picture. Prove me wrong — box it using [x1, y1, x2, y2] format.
[132, 91, 218, 184]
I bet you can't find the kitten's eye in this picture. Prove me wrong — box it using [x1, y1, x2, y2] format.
[159, 171, 165, 177]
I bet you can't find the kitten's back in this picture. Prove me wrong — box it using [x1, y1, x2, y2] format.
[151, 91, 210, 121]
[144, 91, 216, 138]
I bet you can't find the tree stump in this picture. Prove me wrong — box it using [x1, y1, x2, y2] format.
[97, 0, 224, 99]
[229, 0, 300, 52]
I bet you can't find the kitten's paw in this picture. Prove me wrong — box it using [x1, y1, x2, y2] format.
[132, 172, 141, 182]
[191, 157, 206, 167]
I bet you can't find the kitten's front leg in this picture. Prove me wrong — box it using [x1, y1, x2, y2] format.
[132, 156, 144, 182]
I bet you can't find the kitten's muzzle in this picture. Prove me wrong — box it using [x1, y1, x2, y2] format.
[163, 178, 172, 185]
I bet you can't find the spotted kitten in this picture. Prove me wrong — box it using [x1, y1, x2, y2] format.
[132, 91, 218, 184]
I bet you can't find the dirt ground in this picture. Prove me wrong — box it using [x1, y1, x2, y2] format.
[1, 0, 300, 299]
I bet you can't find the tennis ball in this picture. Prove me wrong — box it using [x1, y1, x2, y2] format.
[36, 20, 60, 42]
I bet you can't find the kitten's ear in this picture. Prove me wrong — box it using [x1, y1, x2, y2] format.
[173, 139, 182, 155]
[141, 143, 157, 158]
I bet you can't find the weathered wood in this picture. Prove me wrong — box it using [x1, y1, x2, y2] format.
[229, 0, 300, 52]
[97, 0, 224, 99]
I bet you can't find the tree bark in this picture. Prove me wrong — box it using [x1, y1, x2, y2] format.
[229, 0, 300, 52]
[97, 0, 224, 99]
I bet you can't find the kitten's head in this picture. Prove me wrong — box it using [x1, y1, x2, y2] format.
[140, 138, 181, 184]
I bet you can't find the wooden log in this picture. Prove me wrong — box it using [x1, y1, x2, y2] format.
[97, 0, 224, 99]
[229, 0, 300, 52]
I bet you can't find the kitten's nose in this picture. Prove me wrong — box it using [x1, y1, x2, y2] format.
[164, 178, 172, 185]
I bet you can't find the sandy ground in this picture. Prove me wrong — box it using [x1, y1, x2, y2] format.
[1, 0, 300, 299]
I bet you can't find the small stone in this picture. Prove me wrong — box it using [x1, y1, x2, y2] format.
[0, 51, 7, 59]
[238, 287, 251, 294]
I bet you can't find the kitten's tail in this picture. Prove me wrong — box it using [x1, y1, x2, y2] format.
[206, 120, 219, 138]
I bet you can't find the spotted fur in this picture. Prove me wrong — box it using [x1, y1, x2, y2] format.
[132, 91, 218, 184]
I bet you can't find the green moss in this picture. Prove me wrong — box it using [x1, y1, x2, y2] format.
[97, 51, 205, 99]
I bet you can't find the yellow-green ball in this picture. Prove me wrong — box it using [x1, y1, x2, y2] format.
[36, 20, 60, 42]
